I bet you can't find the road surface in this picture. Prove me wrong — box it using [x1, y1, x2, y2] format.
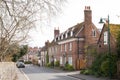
[21, 65, 81, 80]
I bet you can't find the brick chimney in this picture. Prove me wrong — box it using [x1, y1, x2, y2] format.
[45, 40, 49, 47]
[84, 6, 92, 25]
[54, 27, 60, 38]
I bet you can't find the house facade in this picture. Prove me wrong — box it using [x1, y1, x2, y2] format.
[48, 6, 100, 70]
[97, 23, 120, 54]
[40, 41, 50, 66]
[23, 47, 40, 61]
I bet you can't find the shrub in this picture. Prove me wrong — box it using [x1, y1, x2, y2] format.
[54, 60, 60, 67]
[90, 53, 117, 77]
[80, 70, 85, 74]
[46, 63, 51, 67]
[63, 62, 74, 71]
[67, 65, 74, 71]
[24, 61, 32, 64]
[80, 69, 93, 75]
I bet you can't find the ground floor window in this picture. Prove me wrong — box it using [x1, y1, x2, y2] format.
[60, 57, 62, 65]
[68, 57, 72, 65]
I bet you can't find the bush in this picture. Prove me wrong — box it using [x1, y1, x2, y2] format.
[80, 70, 85, 74]
[54, 60, 60, 67]
[67, 65, 74, 71]
[46, 63, 51, 67]
[90, 53, 117, 77]
[63, 62, 74, 71]
[24, 61, 32, 64]
[80, 69, 93, 75]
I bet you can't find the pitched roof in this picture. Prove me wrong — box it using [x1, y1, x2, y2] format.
[54, 22, 84, 42]
[98, 23, 120, 43]
[109, 24, 120, 39]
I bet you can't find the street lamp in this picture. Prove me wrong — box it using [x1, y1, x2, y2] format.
[99, 15, 112, 79]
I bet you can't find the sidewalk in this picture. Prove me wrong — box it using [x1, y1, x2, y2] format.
[16, 68, 28, 80]
[68, 73, 118, 80]
[49, 67, 118, 80]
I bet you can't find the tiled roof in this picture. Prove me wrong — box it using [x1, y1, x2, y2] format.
[54, 22, 84, 42]
[98, 23, 120, 43]
[105, 23, 120, 39]
[110, 24, 120, 39]
[48, 40, 58, 47]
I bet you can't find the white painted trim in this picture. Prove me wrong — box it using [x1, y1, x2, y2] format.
[58, 38, 84, 44]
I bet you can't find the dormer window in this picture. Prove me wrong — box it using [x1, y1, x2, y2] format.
[56, 37, 58, 41]
[70, 31, 73, 36]
[63, 34, 65, 38]
[54, 38, 56, 42]
[68, 32, 70, 37]
[61, 34, 63, 39]
[60, 36, 61, 40]
[65, 33, 68, 38]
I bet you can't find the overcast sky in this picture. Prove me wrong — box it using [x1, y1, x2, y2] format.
[28, 0, 120, 47]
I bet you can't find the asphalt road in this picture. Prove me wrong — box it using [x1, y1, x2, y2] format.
[21, 64, 81, 80]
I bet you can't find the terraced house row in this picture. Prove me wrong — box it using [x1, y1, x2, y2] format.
[40, 6, 120, 70]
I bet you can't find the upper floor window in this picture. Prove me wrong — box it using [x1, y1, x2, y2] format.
[65, 44, 67, 51]
[92, 29, 96, 37]
[104, 31, 108, 45]
[61, 45, 62, 52]
[69, 42, 72, 51]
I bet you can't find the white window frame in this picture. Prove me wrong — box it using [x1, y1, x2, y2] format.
[60, 57, 62, 65]
[70, 31, 73, 36]
[69, 42, 72, 51]
[104, 31, 108, 45]
[68, 57, 72, 65]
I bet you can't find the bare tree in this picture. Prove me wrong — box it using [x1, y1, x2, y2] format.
[0, 0, 65, 61]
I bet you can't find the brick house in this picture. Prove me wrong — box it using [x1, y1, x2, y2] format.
[23, 47, 40, 61]
[97, 23, 120, 54]
[40, 41, 50, 66]
[48, 6, 100, 70]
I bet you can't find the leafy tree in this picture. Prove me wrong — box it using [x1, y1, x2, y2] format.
[11, 45, 28, 61]
[18, 45, 28, 59]
[116, 31, 120, 60]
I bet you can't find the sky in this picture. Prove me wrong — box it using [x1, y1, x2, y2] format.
[28, 0, 120, 47]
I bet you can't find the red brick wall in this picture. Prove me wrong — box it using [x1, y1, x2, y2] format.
[97, 26, 117, 54]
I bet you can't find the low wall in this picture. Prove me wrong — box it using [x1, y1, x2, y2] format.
[0, 62, 17, 80]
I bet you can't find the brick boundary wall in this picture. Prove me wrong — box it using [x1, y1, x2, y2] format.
[0, 62, 17, 80]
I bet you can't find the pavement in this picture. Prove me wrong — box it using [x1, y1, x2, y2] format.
[68, 74, 118, 80]
[47, 67, 118, 80]
[16, 68, 28, 80]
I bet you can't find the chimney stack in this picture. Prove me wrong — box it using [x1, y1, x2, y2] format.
[54, 27, 60, 38]
[45, 40, 49, 47]
[84, 6, 92, 25]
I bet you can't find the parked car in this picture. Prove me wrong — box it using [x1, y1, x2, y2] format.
[16, 60, 25, 68]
